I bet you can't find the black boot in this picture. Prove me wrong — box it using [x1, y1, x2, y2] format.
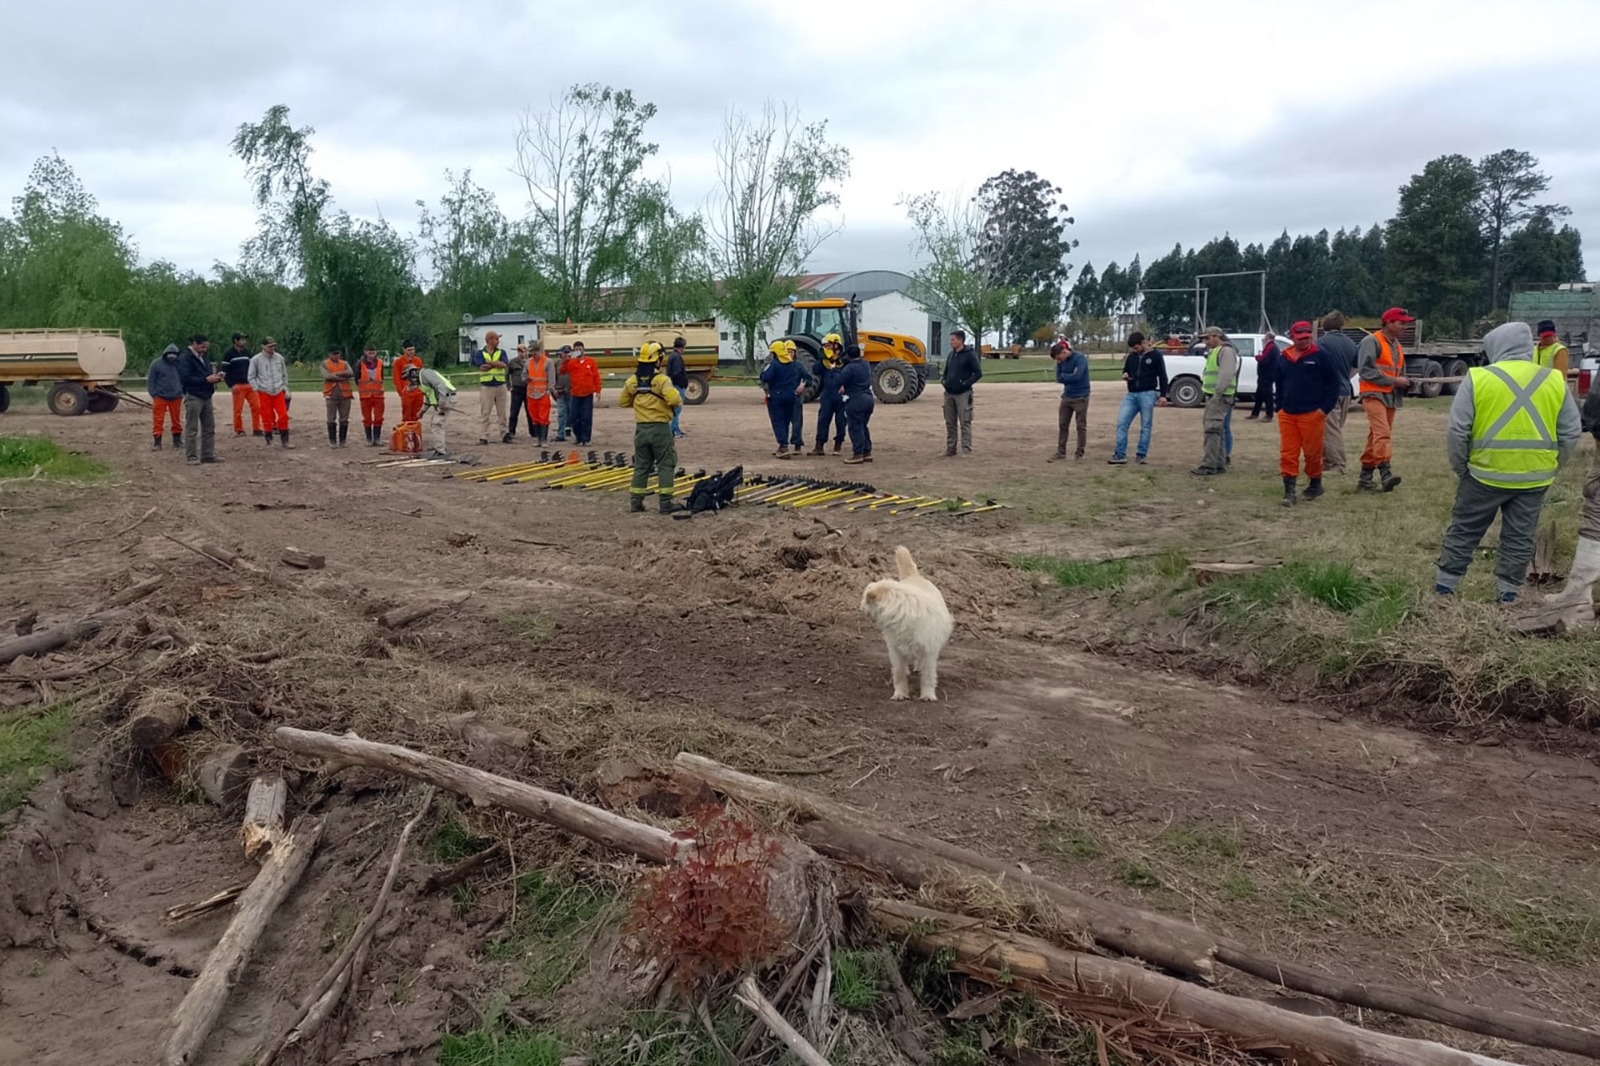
[629, 494, 647, 513]
[1281, 476, 1298, 507]
[280, 430, 292, 448]
[172, 432, 182, 451]
[659, 493, 681, 515]
[327, 423, 338, 447]
[152, 436, 162, 450]
[1357, 467, 1377, 492]
[1303, 477, 1324, 501]
[1379, 463, 1401, 492]
[338, 421, 350, 448]
[263, 430, 274, 445]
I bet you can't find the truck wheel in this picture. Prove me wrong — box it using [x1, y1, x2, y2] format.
[1418, 360, 1445, 399]
[1442, 359, 1468, 395]
[47, 382, 90, 417]
[1168, 376, 1204, 408]
[87, 391, 120, 413]
[681, 373, 709, 406]
[872, 359, 916, 404]
[0, 385, 9, 414]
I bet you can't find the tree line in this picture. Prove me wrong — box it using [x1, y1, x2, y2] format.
[1107, 149, 1583, 340]
[0, 86, 850, 370]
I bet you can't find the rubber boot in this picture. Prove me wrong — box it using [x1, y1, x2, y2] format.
[629, 494, 646, 513]
[1379, 463, 1402, 492]
[338, 422, 350, 448]
[1357, 466, 1376, 492]
[1548, 536, 1600, 628]
[152, 436, 162, 450]
[1281, 476, 1298, 507]
[172, 433, 182, 451]
[280, 430, 292, 448]
[263, 430, 274, 445]
[659, 493, 681, 515]
[1303, 477, 1324, 501]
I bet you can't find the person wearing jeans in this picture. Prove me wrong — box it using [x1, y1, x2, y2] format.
[1109, 332, 1168, 464]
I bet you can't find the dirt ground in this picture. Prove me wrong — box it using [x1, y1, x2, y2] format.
[1, 384, 1597, 1065]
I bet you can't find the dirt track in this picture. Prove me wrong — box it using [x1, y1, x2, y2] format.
[2, 385, 1598, 1064]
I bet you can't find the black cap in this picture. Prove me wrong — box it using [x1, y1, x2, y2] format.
[1538, 320, 1557, 335]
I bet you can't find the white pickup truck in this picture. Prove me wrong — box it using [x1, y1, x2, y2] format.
[1163, 332, 1357, 407]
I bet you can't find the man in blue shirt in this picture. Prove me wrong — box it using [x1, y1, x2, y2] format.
[1049, 339, 1091, 461]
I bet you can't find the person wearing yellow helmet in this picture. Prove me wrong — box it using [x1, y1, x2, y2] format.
[808, 333, 848, 455]
[620, 341, 684, 513]
[759, 337, 815, 458]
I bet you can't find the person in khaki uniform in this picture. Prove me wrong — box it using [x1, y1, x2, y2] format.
[473, 330, 510, 444]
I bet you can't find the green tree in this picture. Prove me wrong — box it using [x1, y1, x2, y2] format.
[902, 190, 1017, 352]
[973, 169, 1076, 344]
[1501, 207, 1586, 291]
[1067, 262, 1101, 321]
[705, 102, 849, 368]
[627, 200, 715, 321]
[513, 83, 669, 322]
[1476, 149, 1558, 311]
[1387, 154, 1484, 331]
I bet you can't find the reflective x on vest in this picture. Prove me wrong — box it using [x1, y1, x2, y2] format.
[1468, 363, 1564, 489]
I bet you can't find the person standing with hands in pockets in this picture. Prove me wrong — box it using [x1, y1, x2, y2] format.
[941, 329, 982, 456]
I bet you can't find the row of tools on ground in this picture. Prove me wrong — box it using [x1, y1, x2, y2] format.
[443, 450, 1003, 516]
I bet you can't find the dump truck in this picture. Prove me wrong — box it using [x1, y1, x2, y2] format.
[0, 329, 130, 416]
[457, 317, 719, 404]
[778, 297, 929, 404]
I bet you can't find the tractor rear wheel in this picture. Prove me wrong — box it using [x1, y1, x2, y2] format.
[872, 359, 916, 404]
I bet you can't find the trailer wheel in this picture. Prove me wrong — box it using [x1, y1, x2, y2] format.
[1442, 359, 1468, 395]
[681, 373, 709, 406]
[0, 385, 9, 414]
[1418, 360, 1445, 399]
[47, 382, 90, 417]
[87, 391, 120, 413]
[1168, 376, 1204, 408]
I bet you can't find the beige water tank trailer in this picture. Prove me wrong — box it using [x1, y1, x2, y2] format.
[0, 329, 130, 415]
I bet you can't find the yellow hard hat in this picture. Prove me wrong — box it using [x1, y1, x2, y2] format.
[769, 339, 788, 356]
[784, 340, 798, 355]
[638, 341, 663, 363]
[823, 332, 843, 346]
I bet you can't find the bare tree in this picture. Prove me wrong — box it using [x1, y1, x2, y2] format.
[901, 189, 1017, 352]
[513, 83, 667, 321]
[705, 102, 849, 368]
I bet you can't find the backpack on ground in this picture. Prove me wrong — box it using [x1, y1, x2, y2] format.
[678, 466, 743, 518]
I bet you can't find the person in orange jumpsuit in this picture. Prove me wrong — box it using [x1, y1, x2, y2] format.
[355, 343, 387, 446]
[523, 340, 554, 444]
[222, 332, 263, 436]
[393, 343, 424, 424]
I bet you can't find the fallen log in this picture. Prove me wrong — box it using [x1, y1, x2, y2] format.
[240, 776, 288, 860]
[197, 743, 251, 807]
[163, 533, 241, 570]
[129, 690, 190, 749]
[164, 883, 250, 924]
[0, 618, 103, 667]
[675, 753, 1600, 1060]
[378, 591, 471, 630]
[273, 727, 678, 863]
[160, 817, 324, 1066]
[874, 900, 1521, 1066]
[672, 753, 1215, 980]
[1191, 560, 1279, 586]
[280, 548, 326, 571]
[104, 574, 165, 608]
[255, 788, 435, 1066]
[420, 843, 505, 894]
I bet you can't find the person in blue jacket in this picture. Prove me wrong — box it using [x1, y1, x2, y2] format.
[807, 332, 848, 455]
[759, 339, 813, 459]
[837, 344, 875, 465]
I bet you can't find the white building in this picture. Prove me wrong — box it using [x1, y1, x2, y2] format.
[714, 270, 939, 362]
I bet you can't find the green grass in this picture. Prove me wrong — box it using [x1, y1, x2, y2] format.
[430, 816, 492, 862]
[1034, 814, 1106, 860]
[501, 612, 554, 645]
[1117, 859, 1161, 889]
[440, 1028, 564, 1066]
[1151, 825, 1244, 861]
[832, 948, 891, 1012]
[0, 703, 73, 816]
[0, 436, 106, 481]
[1220, 870, 1259, 901]
[1452, 866, 1600, 962]
[1207, 560, 1377, 616]
[486, 872, 613, 999]
[1016, 555, 1132, 591]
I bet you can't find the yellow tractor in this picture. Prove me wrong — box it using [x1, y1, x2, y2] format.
[780, 297, 929, 404]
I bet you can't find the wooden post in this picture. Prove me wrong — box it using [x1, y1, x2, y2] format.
[240, 776, 288, 860]
[377, 591, 470, 629]
[197, 744, 250, 807]
[129, 693, 190, 750]
[160, 817, 324, 1066]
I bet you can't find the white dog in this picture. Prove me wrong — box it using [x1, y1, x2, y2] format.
[860, 545, 953, 701]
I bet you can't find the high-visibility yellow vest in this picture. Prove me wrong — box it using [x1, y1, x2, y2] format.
[1534, 341, 1568, 370]
[1467, 361, 1567, 489]
[1202, 346, 1235, 398]
[479, 349, 507, 386]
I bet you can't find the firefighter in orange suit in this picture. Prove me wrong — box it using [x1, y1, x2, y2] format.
[524, 340, 554, 444]
[393, 343, 424, 424]
[356, 343, 386, 446]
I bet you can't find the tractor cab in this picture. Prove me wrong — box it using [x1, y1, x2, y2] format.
[779, 296, 927, 404]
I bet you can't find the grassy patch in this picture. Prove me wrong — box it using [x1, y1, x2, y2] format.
[1016, 555, 1132, 591]
[430, 816, 493, 862]
[1034, 813, 1105, 860]
[1220, 870, 1259, 901]
[1206, 560, 1377, 616]
[1117, 858, 1161, 889]
[1151, 825, 1244, 861]
[0, 436, 106, 481]
[832, 948, 891, 1012]
[1452, 866, 1600, 962]
[487, 872, 614, 999]
[440, 1027, 564, 1066]
[0, 703, 73, 815]
[501, 611, 554, 645]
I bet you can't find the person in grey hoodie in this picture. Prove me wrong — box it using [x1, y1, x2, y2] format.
[146, 344, 184, 449]
[1434, 321, 1581, 603]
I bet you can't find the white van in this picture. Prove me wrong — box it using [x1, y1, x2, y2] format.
[1163, 333, 1358, 407]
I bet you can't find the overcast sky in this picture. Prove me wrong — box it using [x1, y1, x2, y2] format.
[5, 0, 1598, 292]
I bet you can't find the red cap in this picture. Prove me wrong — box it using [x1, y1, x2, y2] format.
[1380, 307, 1415, 324]
[1289, 321, 1313, 337]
